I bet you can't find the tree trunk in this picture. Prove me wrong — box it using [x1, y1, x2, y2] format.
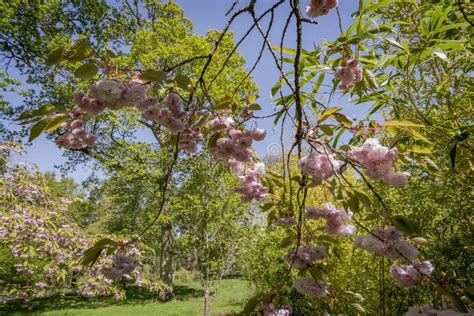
[160, 223, 174, 287]
[150, 254, 157, 282]
[188, 245, 199, 271]
[203, 280, 210, 316]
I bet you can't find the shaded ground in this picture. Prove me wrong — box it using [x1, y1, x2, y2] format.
[0, 279, 251, 315]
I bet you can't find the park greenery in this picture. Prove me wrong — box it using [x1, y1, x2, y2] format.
[0, 0, 473, 315]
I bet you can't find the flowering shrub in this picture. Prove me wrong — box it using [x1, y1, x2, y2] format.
[0, 145, 161, 301]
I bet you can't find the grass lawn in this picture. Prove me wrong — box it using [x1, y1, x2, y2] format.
[1, 279, 251, 316]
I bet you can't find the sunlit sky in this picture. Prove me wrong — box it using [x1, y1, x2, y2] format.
[7, 0, 370, 183]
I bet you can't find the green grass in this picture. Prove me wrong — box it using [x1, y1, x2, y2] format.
[0, 279, 251, 316]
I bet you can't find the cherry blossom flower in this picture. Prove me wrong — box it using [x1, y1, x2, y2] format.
[355, 226, 420, 261]
[305, 0, 338, 18]
[284, 245, 326, 268]
[306, 203, 356, 236]
[390, 261, 434, 288]
[334, 58, 363, 91]
[348, 138, 410, 187]
[293, 278, 330, 298]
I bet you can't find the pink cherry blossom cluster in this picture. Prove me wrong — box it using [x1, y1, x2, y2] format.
[234, 163, 268, 202]
[293, 278, 330, 298]
[406, 305, 471, 316]
[140, 93, 202, 153]
[206, 117, 268, 201]
[74, 80, 147, 115]
[274, 216, 296, 227]
[208, 116, 265, 164]
[102, 254, 137, 280]
[305, 0, 338, 18]
[306, 203, 356, 236]
[179, 127, 203, 153]
[284, 245, 326, 268]
[298, 152, 344, 182]
[56, 112, 97, 149]
[334, 58, 363, 90]
[260, 303, 293, 316]
[73, 79, 204, 153]
[390, 261, 434, 288]
[77, 242, 145, 299]
[354, 226, 420, 261]
[76, 274, 114, 298]
[348, 138, 410, 187]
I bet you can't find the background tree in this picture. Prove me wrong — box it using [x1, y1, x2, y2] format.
[173, 154, 253, 316]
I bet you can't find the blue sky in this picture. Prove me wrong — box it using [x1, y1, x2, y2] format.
[8, 0, 367, 183]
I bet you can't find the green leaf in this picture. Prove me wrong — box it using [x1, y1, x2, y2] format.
[248, 103, 262, 111]
[384, 120, 424, 128]
[208, 132, 223, 147]
[345, 291, 365, 302]
[432, 48, 449, 62]
[320, 125, 334, 136]
[66, 39, 95, 63]
[407, 145, 432, 155]
[16, 110, 40, 121]
[431, 22, 468, 35]
[417, 157, 440, 174]
[45, 114, 68, 132]
[318, 107, 342, 122]
[214, 96, 233, 111]
[392, 215, 422, 236]
[350, 303, 366, 315]
[105, 49, 117, 59]
[82, 238, 117, 267]
[333, 113, 353, 128]
[364, 69, 378, 88]
[174, 74, 193, 91]
[28, 119, 49, 142]
[16, 104, 62, 122]
[210, 124, 227, 132]
[406, 127, 431, 143]
[347, 192, 360, 213]
[383, 37, 408, 51]
[261, 202, 274, 212]
[272, 46, 297, 55]
[271, 80, 283, 97]
[247, 94, 257, 104]
[45, 47, 65, 66]
[74, 63, 98, 79]
[353, 189, 371, 210]
[140, 69, 167, 82]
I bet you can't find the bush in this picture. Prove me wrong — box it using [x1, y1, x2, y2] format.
[174, 268, 200, 283]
